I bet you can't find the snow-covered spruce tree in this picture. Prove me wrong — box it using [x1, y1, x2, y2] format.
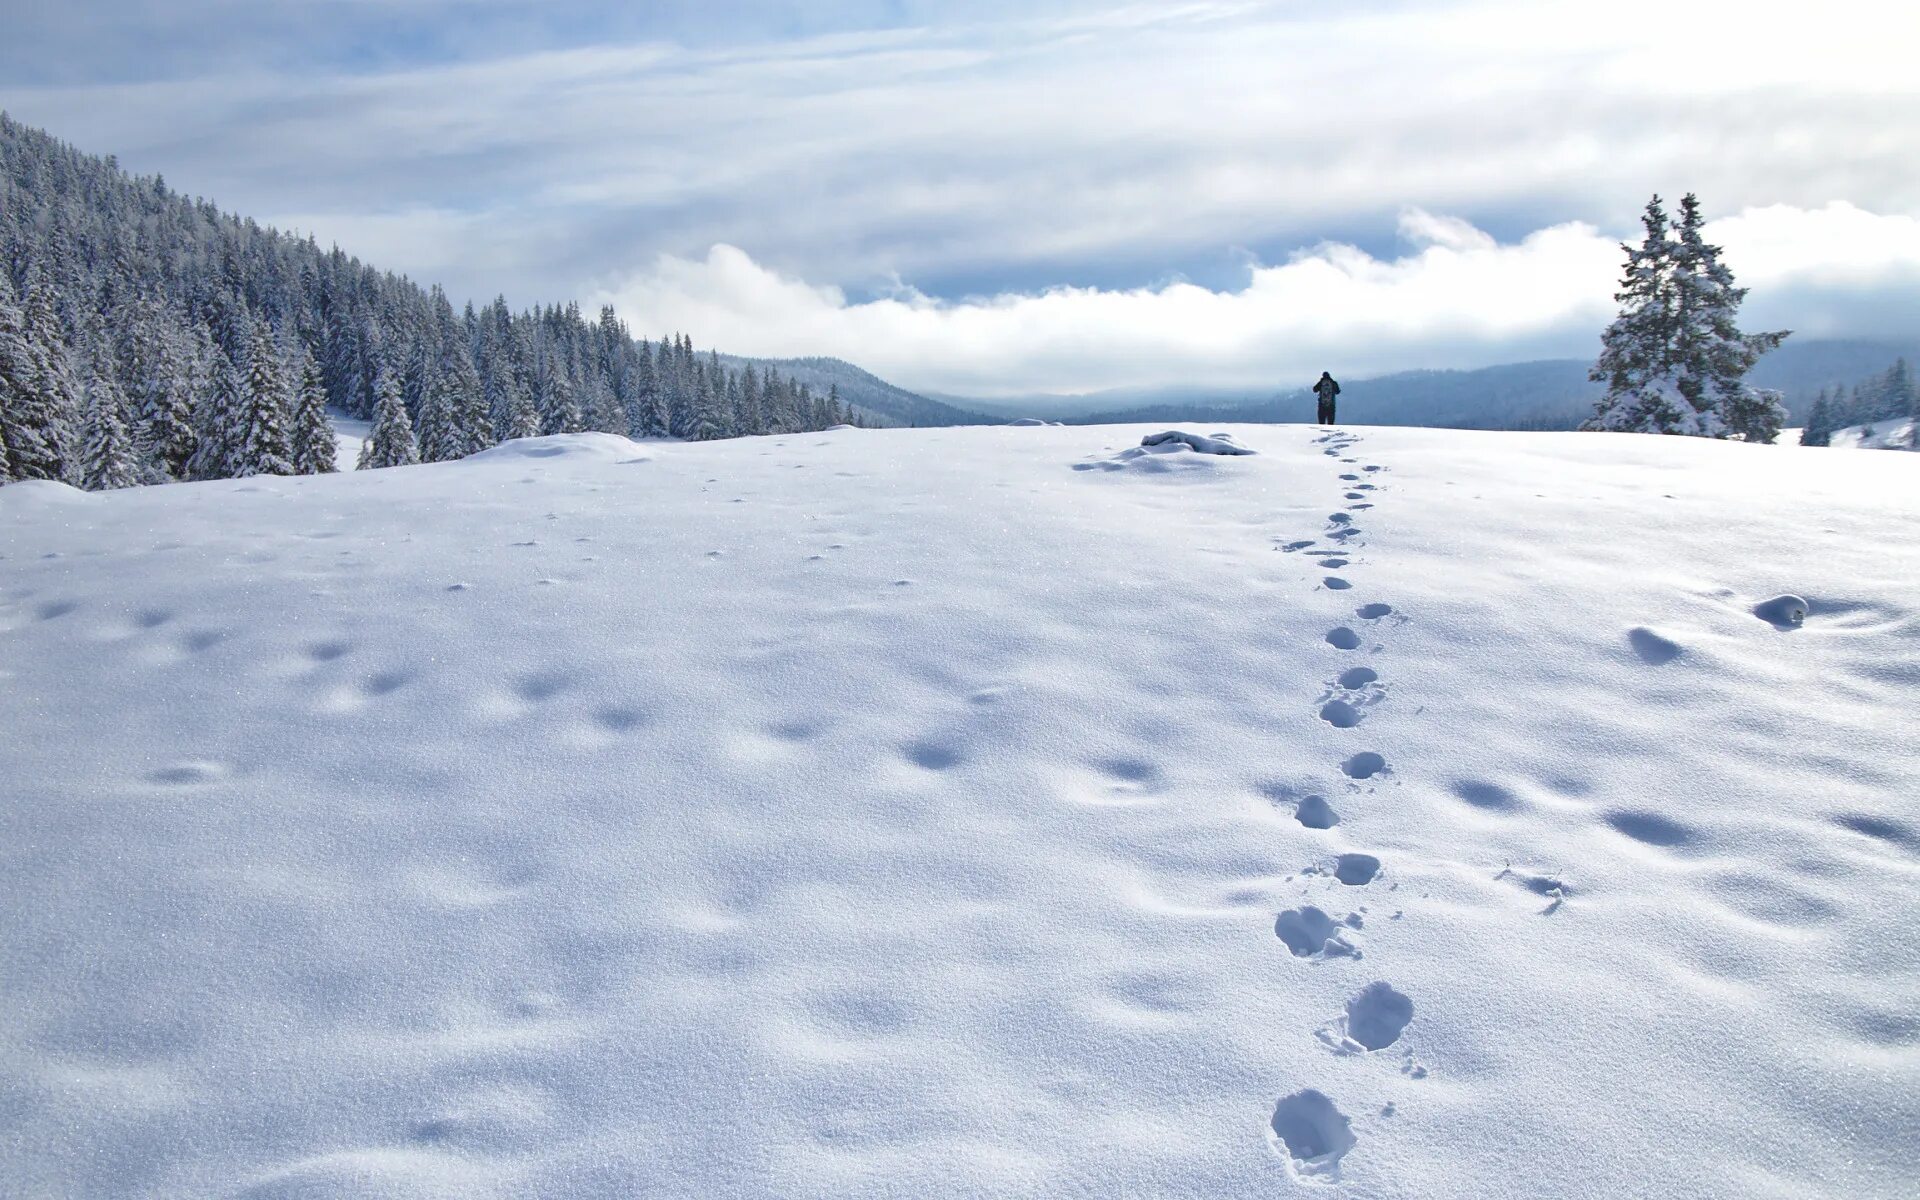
[1585, 193, 1787, 439]
[0, 268, 81, 482]
[357, 368, 419, 469]
[1673, 194, 1787, 442]
[80, 367, 142, 490]
[182, 347, 238, 479]
[289, 346, 337, 474]
[234, 326, 294, 476]
[1799, 390, 1833, 447]
[0, 270, 72, 483]
[536, 357, 583, 436]
[122, 298, 198, 478]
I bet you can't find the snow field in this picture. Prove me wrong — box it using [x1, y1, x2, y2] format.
[2, 423, 1917, 1198]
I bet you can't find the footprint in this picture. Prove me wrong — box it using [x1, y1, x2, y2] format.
[592, 707, 650, 733]
[135, 609, 173, 629]
[1356, 603, 1392, 620]
[1327, 513, 1352, 526]
[1451, 780, 1520, 812]
[1295, 796, 1340, 829]
[364, 671, 412, 697]
[1318, 558, 1349, 569]
[147, 761, 226, 786]
[1334, 853, 1380, 885]
[1269, 1089, 1357, 1180]
[1342, 982, 1413, 1050]
[1627, 627, 1682, 665]
[1339, 474, 1360, 482]
[1323, 577, 1352, 590]
[1342, 752, 1386, 780]
[1275, 906, 1361, 958]
[1605, 809, 1695, 848]
[1280, 540, 1316, 553]
[514, 671, 575, 702]
[305, 640, 351, 662]
[1097, 758, 1161, 788]
[35, 600, 80, 620]
[1325, 627, 1361, 650]
[1336, 667, 1378, 689]
[1834, 813, 1917, 850]
[1344, 492, 1365, 500]
[905, 740, 962, 770]
[1318, 699, 1362, 728]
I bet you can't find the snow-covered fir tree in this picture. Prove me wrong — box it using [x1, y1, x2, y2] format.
[536, 355, 584, 436]
[289, 346, 337, 474]
[121, 295, 198, 478]
[1799, 390, 1833, 446]
[1585, 193, 1788, 440]
[0, 268, 72, 482]
[357, 368, 419, 469]
[80, 366, 142, 490]
[235, 325, 295, 476]
[185, 346, 245, 480]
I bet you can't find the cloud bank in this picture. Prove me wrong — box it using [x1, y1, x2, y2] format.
[593, 204, 1920, 396]
[4, 1, 1917, 392]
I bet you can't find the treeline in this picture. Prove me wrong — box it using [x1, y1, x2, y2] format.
[1799, 359, 1916, 447]
[0, 114, 862, 490]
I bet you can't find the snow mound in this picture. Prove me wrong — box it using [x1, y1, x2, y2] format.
[462, 432, 649, 464]
[1752, 593, 1810, 629]
[1074, 429, 1257, 472]
[1829, 417, 1915, 451]
[0, 478, 93, 512]
[1141, 429, 1255, 455]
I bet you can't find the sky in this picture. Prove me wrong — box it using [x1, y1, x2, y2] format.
[5, 0, 1919, 397]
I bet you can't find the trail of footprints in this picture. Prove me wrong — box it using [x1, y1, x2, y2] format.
[1267, 430, 1414, 1182]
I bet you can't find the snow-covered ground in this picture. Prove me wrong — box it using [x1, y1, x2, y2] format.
[330, 408, 371, 470]
[2, 424, 1916, 1199]
[1830, 416, 1916, 451]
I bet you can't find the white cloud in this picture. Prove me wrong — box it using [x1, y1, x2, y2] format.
[592, 204, 1920, 396]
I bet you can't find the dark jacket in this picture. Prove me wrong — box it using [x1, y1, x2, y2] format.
[1314, 375, 1340, 398]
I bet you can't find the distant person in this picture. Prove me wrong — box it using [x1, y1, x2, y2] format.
[1314, 372, 1341, 425]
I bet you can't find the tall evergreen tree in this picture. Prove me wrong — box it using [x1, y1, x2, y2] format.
[357, 368, 420, 469]
[0, 269, 70, 482]
[19, 264, 81, 478]
[80, 366, 141, 490]
[185, 346, 245, 480]
[1585, 193, 1787, 438]
[536, 355, 583, 435]
[123, 300, 199, 478]
[234, 326, 294, 476]
[1799, 389, 1833, 447]
[289, 346, 337, 474]
[1672, 194, 1787, 442]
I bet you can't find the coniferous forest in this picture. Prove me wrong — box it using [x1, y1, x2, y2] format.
[0, 115, 862, 490]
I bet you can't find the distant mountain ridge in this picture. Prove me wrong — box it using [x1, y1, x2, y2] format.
[716, 354, 993, 428]
[916, 339, 1920, 431]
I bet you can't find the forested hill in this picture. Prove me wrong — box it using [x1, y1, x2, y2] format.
[717, 354, 992, 428]
[0, 114, 880, 492]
